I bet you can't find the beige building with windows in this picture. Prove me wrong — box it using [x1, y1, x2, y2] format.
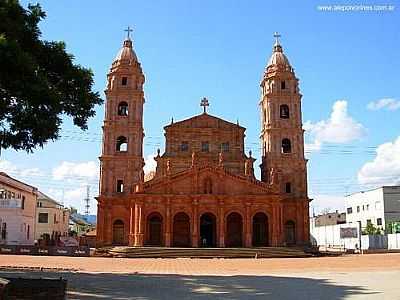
[35, 191, 70, 240]
[313, 211, 346, 227]
[0, 172, 37, 245]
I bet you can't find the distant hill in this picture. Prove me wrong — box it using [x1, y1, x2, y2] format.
[85, 214, 97, 225]
[74, 214, 97, 225]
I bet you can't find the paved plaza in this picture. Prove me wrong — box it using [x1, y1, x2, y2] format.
[1, 254, 400, 299]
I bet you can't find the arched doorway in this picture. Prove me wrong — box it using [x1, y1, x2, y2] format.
[200, 213, 216, 247]
[112, 219, 125, 245]
[252, 212, 268, 247]
[146, 213, 163, 246]
[226, 212, 243, 247]
[173, 212, 191, 247]
[285, 220, 296, 246]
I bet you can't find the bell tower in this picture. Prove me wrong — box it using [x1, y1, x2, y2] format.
[99, 28, 145, 196]
[259, 33, 307, 199]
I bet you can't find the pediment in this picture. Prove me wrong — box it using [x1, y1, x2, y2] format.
[164, 113, 245, 130]
[142, 166, 274, 195]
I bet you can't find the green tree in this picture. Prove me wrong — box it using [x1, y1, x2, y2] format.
[363, 222, 380, 235]
[0, 1, 102, 154]
[69, 206, 78, 215]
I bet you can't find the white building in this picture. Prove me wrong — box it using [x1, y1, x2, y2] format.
[345, 186, 400, 230]
[0, 172, 38, 245]
[35, 191, 70, 240]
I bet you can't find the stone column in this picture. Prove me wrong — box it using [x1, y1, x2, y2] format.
[218, 201, 225, 247]
[192, 199, 199, 247]
[138, 203, 144, 246]
[278, 202, 283, 246]
[296, 201, 302, 244]
[165, 198, 171, 247]
[129, 204, 135, 246]
[245, 203, 252, 247]
[303, 200, 310, 244]
[134, 202, 144, 247]
[105, 209, 112, 245]
[95, 204, 104, 246]
[271, 204, 278, 246]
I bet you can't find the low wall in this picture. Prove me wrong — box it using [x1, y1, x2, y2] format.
[0, 245, 90, 257]
[310, 222, 394, 250]
[310, 223, 359, 250]
[388, 233, 400, 249]
[361, 235, 388, 250]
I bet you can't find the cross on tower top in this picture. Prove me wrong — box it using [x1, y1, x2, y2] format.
[200, 97, 209, 114]
[274, 32, 281, 45]
[125, 26, 133, 40]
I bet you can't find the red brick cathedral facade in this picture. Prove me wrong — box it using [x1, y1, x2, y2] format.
[96, 33, 310, 247]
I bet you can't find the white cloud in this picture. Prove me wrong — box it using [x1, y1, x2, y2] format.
[52, 161, 99, 180]
[304, 100, 366, 149]
[0, 160, 43, 178]
[0, 160, 18, 174]
[367, 98, 400, 111]
[358, 136, 400, 186]
[20, 168, 42, 177]
[143, 154, 157, 175]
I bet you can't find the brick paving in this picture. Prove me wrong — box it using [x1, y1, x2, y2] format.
[1, 254, 400, 299]
[0, 253, 400, 275]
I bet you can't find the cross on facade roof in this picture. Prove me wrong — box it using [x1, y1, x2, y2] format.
[125, 26, 133, 40]
[274, 32, 281, 45]
[200, 97, 209, 114]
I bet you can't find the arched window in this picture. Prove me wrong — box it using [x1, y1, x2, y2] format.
[280, 104, 289, 119]
[116, 136, 128, 152]
[121, 77, 128, 86]
[285, 182, 292, 193]
[180, 141, 189, 152]
[281, 138, 291, 154]
[204, 178, 213, 194]
[118, 102, 128, 116]
[221, 142, 229, 152]
[117, 180, 124, 193]
[201, 141, 209, 152]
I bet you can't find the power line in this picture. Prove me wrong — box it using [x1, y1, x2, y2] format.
[57, 136, 379, 156]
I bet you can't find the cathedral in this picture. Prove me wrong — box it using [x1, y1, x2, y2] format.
[96, 31, 310, 248]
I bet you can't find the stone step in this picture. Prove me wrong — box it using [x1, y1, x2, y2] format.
[100, 247, 313, 258]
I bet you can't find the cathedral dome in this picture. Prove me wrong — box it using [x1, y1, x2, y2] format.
[267, 42, 291, 67]
[114, 38, 138, 63]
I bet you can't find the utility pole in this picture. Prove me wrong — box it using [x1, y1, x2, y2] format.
[0, 130, 4, 158]
[84, 185, 90, 217]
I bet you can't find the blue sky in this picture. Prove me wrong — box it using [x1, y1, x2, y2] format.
[1, 0, 399, 214]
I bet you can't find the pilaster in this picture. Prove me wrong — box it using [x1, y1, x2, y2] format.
[218, 200, 225, 247]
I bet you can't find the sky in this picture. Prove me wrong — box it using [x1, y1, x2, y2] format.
[1, 0, 399, 215]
